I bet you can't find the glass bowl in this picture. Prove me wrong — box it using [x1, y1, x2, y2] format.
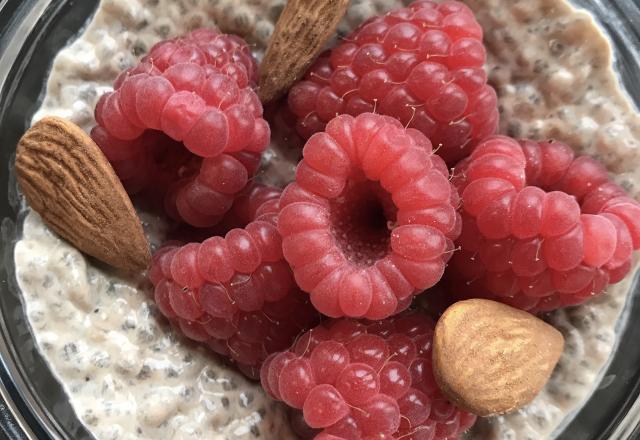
[0, 0, 640, 438]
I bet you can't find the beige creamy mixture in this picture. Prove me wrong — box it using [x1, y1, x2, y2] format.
[13, 0, 640, 439]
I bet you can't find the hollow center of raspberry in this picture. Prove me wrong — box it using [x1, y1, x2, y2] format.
[154, 131, 196, 165]
[134, 130, 198, 178]
[330, 179, 395, 266]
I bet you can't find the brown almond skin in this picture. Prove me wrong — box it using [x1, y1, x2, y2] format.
[433, 298, 564, 417]
[258, 0, 349, 104]
[15, 116, 151, 273]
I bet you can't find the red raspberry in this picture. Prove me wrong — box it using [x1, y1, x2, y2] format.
[260, 312, 477, 439]
[91, 126, 194, 196]
[162, 151, 262, 228]
[278, 113, 461, 319]
[148, 186, 320, 378]
[168, 182, 283, 244]
[449, 136, 640, 312]
[287, 0, 497, 165]
[92, 28, 269, 227]
[141, 27, 257, 87]
[218, 182, 284, 230]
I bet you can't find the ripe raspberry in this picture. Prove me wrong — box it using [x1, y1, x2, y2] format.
[220, 182, 284, 229]
[278, 113, 461, 319]
[260, 312, 477, 439]
[449, 136, 640, 312]
[163, 151, 262, 228]
[148, 186, 320, 378]
[141, 27, 257, 87]
[92, 28, 269, 227]
[91, 126, 194, 196]
[287, 0, 498, 165]
[168, 182, 283, 245]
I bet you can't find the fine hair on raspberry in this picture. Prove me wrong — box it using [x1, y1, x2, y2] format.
[261, 311, 477, 439]
[449, 135, 640, 312]
[287, 0, 498, 164]
[278, 112, 461, 319]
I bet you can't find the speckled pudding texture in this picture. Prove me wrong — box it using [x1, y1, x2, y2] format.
[12, 0, 640, 439]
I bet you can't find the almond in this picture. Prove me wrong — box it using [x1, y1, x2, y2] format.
[258, 0, 349, 104]
[432, 298, 564, 416]
[15, 116, 150, 272]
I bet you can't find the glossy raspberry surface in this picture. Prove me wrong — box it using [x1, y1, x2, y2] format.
[92, 28, 269, 227]
[261, 312, 476, 439]
[278, 113, 461, 319]
[449, 136, 640, 312]
[287, 0, 498, 164]
[149, 185, 319, 378]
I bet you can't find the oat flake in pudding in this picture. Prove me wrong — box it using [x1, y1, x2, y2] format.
[12, 0, 640, 439]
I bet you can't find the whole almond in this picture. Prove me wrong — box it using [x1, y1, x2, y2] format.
[433, 299, 564, 416]
[258, 0, 349, 104]
[15, 116, 150, 272]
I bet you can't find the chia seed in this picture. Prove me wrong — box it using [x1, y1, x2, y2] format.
[62, 342, 78, 361]
[136, 365, 151, 380]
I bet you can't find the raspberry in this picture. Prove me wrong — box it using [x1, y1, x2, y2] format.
[260, 311, 477, 439]
[92, 28, 269, 227]
[148, 186, 319, 378]
[142, 28, 258, 88]
[449, 136, 640, 312]
[163, 151, 262, 227]
[287, 0, 497, 165]
[219, 182, 283, 229]
[278, 113, 461, 319]
[91, 126, 194, 196]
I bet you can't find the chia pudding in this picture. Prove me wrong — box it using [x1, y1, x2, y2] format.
[11, 0, 640, 439]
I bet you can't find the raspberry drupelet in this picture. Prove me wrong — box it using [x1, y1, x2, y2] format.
[449, 136, 640, 312]
[278, 113, 461, 319]
[287, 0, 498, 165]
[92, 28, 269, 227]
[148, 185, 319, 378]
[260, 311, 477, 439]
